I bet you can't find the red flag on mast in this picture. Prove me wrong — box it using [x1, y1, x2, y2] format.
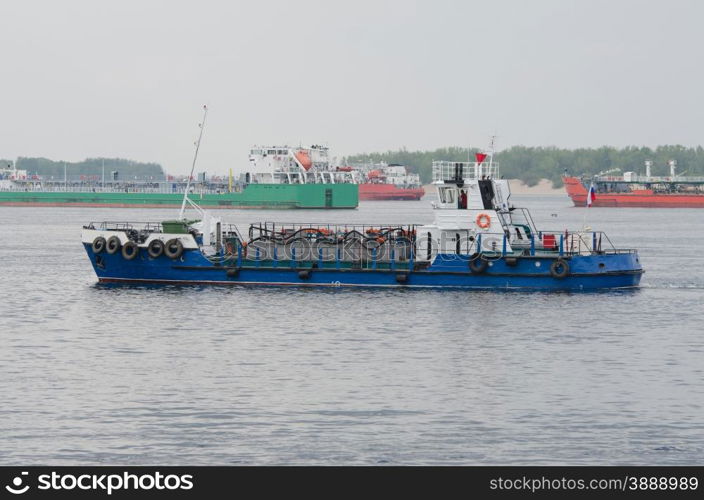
[475, 152, 487, 164]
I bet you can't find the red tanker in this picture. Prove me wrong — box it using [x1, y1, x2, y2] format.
[359, 183, 425, 201]
[345, 163, 425, 201]
[564, 175, 704, 208]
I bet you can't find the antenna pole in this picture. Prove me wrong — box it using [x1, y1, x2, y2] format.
[488, 135, 497, 169]
[179, 105, 208, 220]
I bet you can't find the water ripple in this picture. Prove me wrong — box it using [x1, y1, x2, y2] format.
[0, 200, 702, 464]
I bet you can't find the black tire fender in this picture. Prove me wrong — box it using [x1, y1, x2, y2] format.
[469, 255, 489, 273]
[106, 236, 121, 255]
[395, 273, 409, 284]
[121, 240, 139, 260]
[550, 258, 570, 279]
[91, 236, 106, 254]
[164, 239, 184, 259]
[148, 239, 165, 258]
[503, 256, 518, 267]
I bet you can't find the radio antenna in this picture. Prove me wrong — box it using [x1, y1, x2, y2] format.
[488, 134, 497, 169]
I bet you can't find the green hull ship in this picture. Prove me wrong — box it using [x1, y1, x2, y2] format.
[0, 183, 358, 209]
[1, 143, 360, 209]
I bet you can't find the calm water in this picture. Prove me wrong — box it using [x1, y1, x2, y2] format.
[1, 195, 702, 465]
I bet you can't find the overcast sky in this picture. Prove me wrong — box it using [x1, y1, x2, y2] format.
[1, 0, 702, 174]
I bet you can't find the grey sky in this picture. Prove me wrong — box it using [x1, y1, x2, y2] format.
[2, 0, 702, 174]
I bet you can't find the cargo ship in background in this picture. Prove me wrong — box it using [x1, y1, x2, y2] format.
[564, 160, 704, 208]
[0, 145, 358, 209]
[340, 162, 425, 200]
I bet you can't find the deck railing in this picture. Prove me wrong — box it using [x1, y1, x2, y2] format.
[83, 221, 636, 264]
[246, 222, 419, 240]
[596, 175, 704, 184]
[478, 229, 635, 257]
[85, 221, 165, 232]
[2, 182, 239, 194]
[432, 161, 499, 182]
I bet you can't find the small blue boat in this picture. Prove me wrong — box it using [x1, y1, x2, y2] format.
[82, 154, 643, 291]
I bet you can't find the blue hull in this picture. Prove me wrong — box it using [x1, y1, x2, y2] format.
[85, 244, 643, 291]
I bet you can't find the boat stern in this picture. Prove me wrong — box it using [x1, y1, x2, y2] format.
[568, 250, 644, 288]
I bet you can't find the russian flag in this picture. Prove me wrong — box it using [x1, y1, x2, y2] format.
[586, 182, 596, 207]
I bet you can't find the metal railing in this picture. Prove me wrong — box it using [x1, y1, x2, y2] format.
[419, 229, 632, 258]
[246, 222, 419, 241]
[84, 221, 165, 232]
[226, 222, 420, 267]
[597, 175, 704, 184]
[2, 181, 239, 194]
[505, 229, 637, 256]
[432, 161, 499, 182]
[83, 220, 637, 261]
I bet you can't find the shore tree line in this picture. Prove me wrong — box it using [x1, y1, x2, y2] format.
[10, 157, 164, 180]
[6, 146, 704, 186]
[344, 145, 704, 186]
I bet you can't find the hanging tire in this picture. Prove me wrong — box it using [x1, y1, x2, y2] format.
[164, 239, 184, 259]
[121, 241, 139, 260]
[550, 258, 569, 279]
[106, 236, 121, 255]
[91, 236, 106, 254]
[469, 255, 489, 273]
[395, 273, 408, 283]
[298, 270, 311, 280]
[504, 256, 518, 267]
[148, 239, 165, 258]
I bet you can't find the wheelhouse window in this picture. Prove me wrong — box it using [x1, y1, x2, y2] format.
[439, 187, 455, 204]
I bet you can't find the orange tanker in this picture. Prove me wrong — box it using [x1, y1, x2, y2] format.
[345, 163, 425, 201]
[564, 161, 704, 208]
[564, 175, 704, 208]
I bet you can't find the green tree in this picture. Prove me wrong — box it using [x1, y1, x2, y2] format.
[15, 157, 165, 180]
[344, 145, 704, 187]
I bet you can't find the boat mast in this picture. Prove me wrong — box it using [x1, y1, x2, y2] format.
[488, 135, 497, 173]
[179, 105, 208, 220]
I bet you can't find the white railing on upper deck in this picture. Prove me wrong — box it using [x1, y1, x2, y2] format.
[597, 174, 704, 184]
[432, 161, 499, 182]
[0, 183, 234, 194]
